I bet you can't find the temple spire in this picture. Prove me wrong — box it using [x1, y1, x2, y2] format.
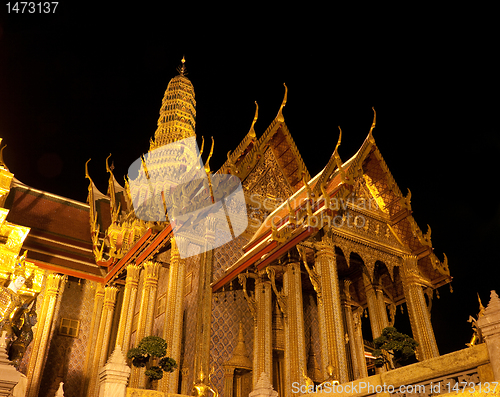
[150, 57, 196, 150]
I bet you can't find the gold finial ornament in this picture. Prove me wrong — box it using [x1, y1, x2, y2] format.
[177, 55, 187, 76]
[368, 107, 376, 140]
[277, 83, 288, 122]
[334, 126, 348, 184]
[249, 101, 259, 138]
[203, 137, 215, 174]
[0, 144, 8, 170]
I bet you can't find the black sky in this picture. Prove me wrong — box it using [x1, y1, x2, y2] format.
[0, 5, 499, 355]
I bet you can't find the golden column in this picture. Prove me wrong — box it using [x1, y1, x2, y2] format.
[115, 264, 141, 353]
[352, 306, 368, 379]
[401, 255, 439, 361]
[193, 217, 216, 387]
[362, 272, 389, 339]
[282, 254, 307, 397]
[252, 271, 273, 388]
[88, 285, 119, 397]
[314, 237, 348, 384]
[341, 279, 366, 381]
[129, 261, 161, 389]
[159, 236, 187, 393]
[82, 283, 105, 396]
[26, 273, 66, 397]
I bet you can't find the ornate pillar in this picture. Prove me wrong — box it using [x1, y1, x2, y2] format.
[159, 236, 187, 393]
[341, 279, 366, 381]
[193, 217, 216, 387]
[129, 261, 161, 389]
[314, 237, 348, 383]
[26, 273, 66, 397]
[362, 272, 388, 340]
[115, 264, 141, 353]
[89, 285, 119, 397]
[223, 365, 235, 397]
[253, 273, 273, 388]
[401, 255, 439, 361]
[83, 283, 105, 396]
[282, 255, 307, 397]
[352, 306, 368, 379]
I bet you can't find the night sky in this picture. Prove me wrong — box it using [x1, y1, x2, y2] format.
[1, 5, 499, 355]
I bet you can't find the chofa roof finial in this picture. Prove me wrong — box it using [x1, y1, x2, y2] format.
[276, 83, 287, 122]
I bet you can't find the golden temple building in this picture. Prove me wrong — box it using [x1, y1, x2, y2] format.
[1, 60, 498, 397]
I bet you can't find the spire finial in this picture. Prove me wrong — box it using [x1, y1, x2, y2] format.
[177, 55, 187, 76]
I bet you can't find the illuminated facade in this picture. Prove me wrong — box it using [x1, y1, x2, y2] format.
[3, 61, 481, 397]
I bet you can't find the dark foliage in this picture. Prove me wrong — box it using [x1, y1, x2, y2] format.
[373, 326, 418, 368]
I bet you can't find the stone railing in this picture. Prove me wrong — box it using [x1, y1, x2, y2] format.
[307, 343, 493, 397]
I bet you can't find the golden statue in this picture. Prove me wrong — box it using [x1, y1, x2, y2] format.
[301, 367, 315, 393]
[0, 251, 31, 345]
[193, 367, 219, 397]
[319, 364, 339, 388]
[9, 297, 37, 368]
[467, 293, 486, 347]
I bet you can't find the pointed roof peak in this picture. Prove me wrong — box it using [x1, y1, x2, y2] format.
[177, 55, 187, 76]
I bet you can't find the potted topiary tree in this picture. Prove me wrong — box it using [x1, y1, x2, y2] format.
[127, 336, 177, 387]
[372, 326, 418, 369]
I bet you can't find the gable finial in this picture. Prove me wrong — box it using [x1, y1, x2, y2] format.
[249, 101, 259, 138]
[369, 107, 376, 137]
[276, 83, 287, 122]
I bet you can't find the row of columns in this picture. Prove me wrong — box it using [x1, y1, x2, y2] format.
[249, 236, 440, 396]
[78, 235, 189, 396]
[23, 235, 439, 396]
[26, 273, 66, 397]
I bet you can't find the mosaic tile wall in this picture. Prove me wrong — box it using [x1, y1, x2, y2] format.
[152, 265, 169, 338]
[36, 277, 67, 397]
[211, 289, 253, 397]
[210, 231, 252, 397]
[179, 243, 201, 394]
[129, 269, 145, 349]
[37, 279, 95, 397]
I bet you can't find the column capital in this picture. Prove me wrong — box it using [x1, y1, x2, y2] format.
[143, 261, 161, 283]
[314, 241, 335, 258]
[103, 285, 119, 309]
[125, 264, 141, 286]
[46, 273, 66, 295]
[402, 255, 431, 287]
[95, 282, 105, 298]
[171, 236, 189, 259]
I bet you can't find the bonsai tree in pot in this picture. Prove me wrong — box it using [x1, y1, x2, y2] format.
[127, 336, 177, 385]
[372, 326, 418, 369]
